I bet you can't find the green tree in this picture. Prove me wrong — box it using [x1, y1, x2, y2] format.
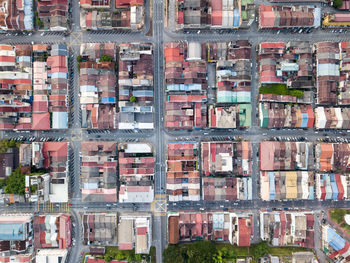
[104, 254, 111, 262]
[30, 184, 38, 194]
[186, 241, 217, 263]
[130, 96, 137, 103]
[4, 167, 25, 195]
[251, 241, 270, 259]
[212, 249, 226, 263]
[76, 55, 82, 63]
[134, 254, 142, 262]
[115, 250, 126, 260]
[36, 18, 44, 28]
[100, 54, 113, 62]
[334, 0, 343, 8]
[163, 245, 186, 263]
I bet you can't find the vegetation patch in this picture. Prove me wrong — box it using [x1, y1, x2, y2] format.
[163, 241, 311, 263]
[102, 246, 152, 262]
[329, 208, 350, 236]
[259, 84, 304, 98]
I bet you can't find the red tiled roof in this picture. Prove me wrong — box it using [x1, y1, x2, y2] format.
[32, 113, 50, 130]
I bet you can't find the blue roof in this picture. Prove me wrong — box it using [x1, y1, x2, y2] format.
[233, 9, 240, 27]
[331, 181, 338, 200]
[101, 97, 116, 103]
[301, 113, 308, 128]
[308, 186, 314, 200]
[269, 172, 275, 200]
[0, 223, 25, 241]
[327, 227, 345, 251]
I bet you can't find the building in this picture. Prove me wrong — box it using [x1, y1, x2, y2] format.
[118, 143, 155, 203]
[167, 212, 253, 246]
[207, 41, 252, 128]
[202, 177, 252, 201]
[258, 42, 314, 128]
[33, 214, 71, 249]
[82, 212, 118, 246]
[80, 0, 144, 30]
[315, 143, 350, 172]
[201, 141, 252, 176]
[32, 142, 69, 203]
[260, 171, 314, 201]
[80, 43, 117, 129]
[259, 141, 314, 171]
[323, 13, 350, 28]
[35, 249, 68, 263]
[80, 0, 111, 9]
[164, 42, 208, 130]
[81, 142, 117, 202]
[175, 0, 255, 30]
[259, 103, 314, 129]
[0, 44, 32, 130]
[259, 5, 320, 29]
[166, 141, 200, 201]
[315, 107, 350, 129]
[36, 0, 68, 31]
[118, 213, 152, 254]
[201, 141, 252, 201]
[118, 43, 154, 130]
[0, 146, 19, 178]
[32, 44, 69, 130]
[322, 224, 350, 262]
[0, 213, 33, 254]
[0, 254, 32, 263]
[0, 0, 33, 31]
[315, 42, 340, 105]
[260, 210, 314, 248]
[316, 173, 350, 200]
[292, 252, 315, 263]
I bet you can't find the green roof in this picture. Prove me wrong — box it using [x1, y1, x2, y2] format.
[239, 104, 251, 128]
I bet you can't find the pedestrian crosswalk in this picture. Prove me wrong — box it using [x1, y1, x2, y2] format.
[37, 201, 70, 213]
[152, 194, 167, 216]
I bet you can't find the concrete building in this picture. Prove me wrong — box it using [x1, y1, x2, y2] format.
[168, 211, 253, 246]
[82, 212, 118, 246]
[118, 143, 155, 203]
[81, 142, 117, 202]
[260, 210, 314, 248]
[166, 141, 200, 201]
[118, 213, 152, 254]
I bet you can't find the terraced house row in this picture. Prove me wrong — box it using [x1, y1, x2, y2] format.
[166, 141, 253, 201]
[0, 44, 68, 130]
[259, 141, 350, 201]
